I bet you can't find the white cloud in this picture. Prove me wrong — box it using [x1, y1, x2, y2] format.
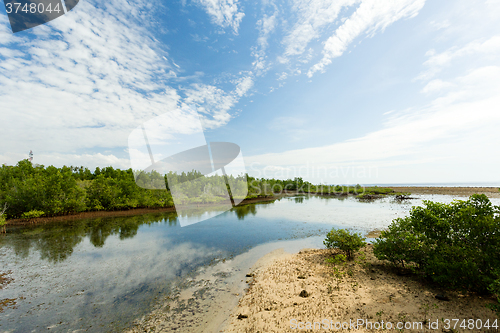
[234, 75, 254, 97]
[416, 35, 500, 80]
[421, 79, 454, 94]
[252, 8, 278, 74]
[308, 0, 425, 77]
[282, 0, 357, 59]
[0, 151, 131, 170]
[194, 0, 245, 34]
[246, 63, 500, 183]
[0, 0, 253, 167]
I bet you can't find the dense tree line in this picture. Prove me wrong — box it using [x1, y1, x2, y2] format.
[0, 160, 174, 219]
[0, 160, 389, 220]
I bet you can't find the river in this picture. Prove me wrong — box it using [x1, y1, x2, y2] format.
[1, 194, 498, 332]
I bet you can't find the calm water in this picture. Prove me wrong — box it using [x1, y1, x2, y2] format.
[1, 194, 498, 332]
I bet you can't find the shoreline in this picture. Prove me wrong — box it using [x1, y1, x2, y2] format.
[4, 195, 279, 226]
[5, 186, 499, 226]
[387, 186, 500, 197]
[125, 237, 325, 333]
[222, 246, 498, 333]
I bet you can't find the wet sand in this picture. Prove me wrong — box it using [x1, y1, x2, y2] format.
[125, 238, 324, 333]
[388, 186, 500, 198]
[223, 246, 499, 333]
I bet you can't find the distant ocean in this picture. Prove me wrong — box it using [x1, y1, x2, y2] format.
[361, 182, 500, 187]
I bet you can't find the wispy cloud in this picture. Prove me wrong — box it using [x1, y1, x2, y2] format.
[308, 0, 425, 77]
[282, 0, 356, 60]
[252, 7, 278, 74]
[247, 42, 500, 182]
[193, 0, 245, 34]
[416, 35, 500, 81]
[0, 0, 255, 167]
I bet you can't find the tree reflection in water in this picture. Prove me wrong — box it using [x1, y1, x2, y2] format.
[1, 201, 282, 263]
[2, 212, 178, 263]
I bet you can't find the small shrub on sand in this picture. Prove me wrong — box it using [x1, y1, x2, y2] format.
[324, 228, 366, 260]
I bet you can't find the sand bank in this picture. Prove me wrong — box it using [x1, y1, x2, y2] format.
[223, 246, 498, 333]
[388, 186, 500, 198]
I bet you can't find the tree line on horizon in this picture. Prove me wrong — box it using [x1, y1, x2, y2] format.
[0, 160, 377, 220]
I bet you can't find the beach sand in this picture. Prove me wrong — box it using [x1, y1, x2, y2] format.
[388, 186, 500, 198]
[222, 246, 499, 333]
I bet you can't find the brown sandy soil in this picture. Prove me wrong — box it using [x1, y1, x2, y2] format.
[4, 196, 278, 226]
[223, 246, 499, 333]
[388, 187, 500, 198]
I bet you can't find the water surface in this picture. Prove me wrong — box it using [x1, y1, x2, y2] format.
[1, 194, 498, 332]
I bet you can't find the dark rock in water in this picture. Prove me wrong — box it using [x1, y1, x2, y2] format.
[245, 273, 253, 277]
[435, 294, 450, 301]
[299, 290, 309, 298]
[237, 314, 248, 319]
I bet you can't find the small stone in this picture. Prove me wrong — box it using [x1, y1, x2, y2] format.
[435, 294, 450, 301]
[237, 314, 248, 319]
[298, 275, 306, 279]
[299, 290, 309, 298]
[245, 274, 253, 277]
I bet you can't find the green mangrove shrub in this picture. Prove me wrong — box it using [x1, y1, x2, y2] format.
[21, 210, 45, 219]
[324, 228, 366, 259]
[373, 194, 500, 293]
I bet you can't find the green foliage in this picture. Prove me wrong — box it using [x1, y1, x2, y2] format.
[325, 253, 347, 265]
[0, 203, 6, 232]
[0, 214, 6, 231]
[324, 228, 366, 259]
[373, 194, 500, 293]
[21, 210, 45, 219]
[0, 160, 395, 221]
[487, 272, 500, 317]
[0, 160, 176, 218]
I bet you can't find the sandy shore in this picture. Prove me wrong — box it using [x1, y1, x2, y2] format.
[223, 246, 499, 333]
[388, 186, 500, 198]
[125, 239, 320, 333]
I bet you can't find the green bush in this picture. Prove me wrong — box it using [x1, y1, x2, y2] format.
[488, 276, 500, 317]
[325, 253, 347, 265]
[21, 210, 45, 219]
[373, 194, 500, 293]
[324, 228, 366, 259]
[0, 214, 6, 229]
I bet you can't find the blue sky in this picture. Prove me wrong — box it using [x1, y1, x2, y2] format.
[1, 0, 500, 184]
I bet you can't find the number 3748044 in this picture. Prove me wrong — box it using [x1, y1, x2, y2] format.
[5, 2, 62, 14]
[442, 319, 498, 330]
